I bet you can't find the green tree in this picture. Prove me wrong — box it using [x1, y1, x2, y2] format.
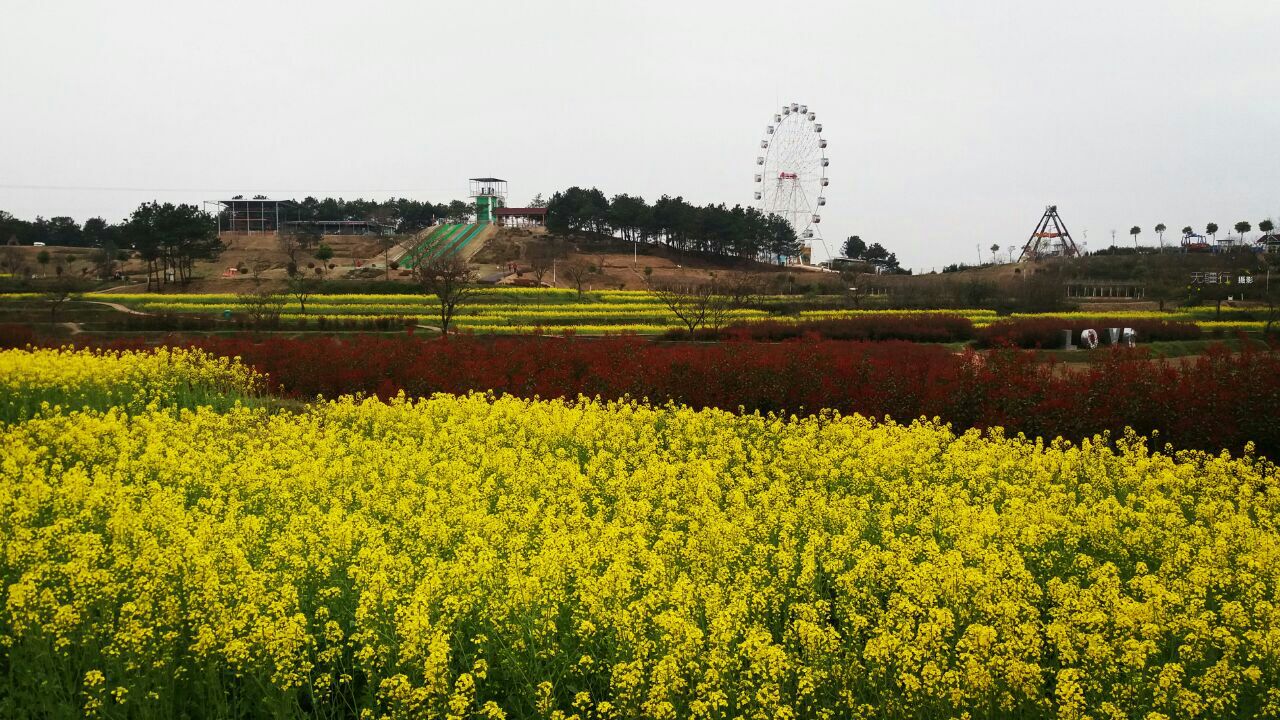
[1154, 223, 1166, 250]
[990, 243, 1001, 263]
[608, 194, 650, 245]
[1130, 226, 1141, 249]
[445, 200, 472, 224]
[82, 217, 115, 248]
[124, 202, 220, 288]
[764, 214, 800, 264]
[36, 250, 50, 270]
[843, 235, 866, 259]
[1235, 221, 1252, 242]
[1261, 219, 1276, 237]
[1206, 222, 1219, 241]
[314, 243, 334, 276]
[93, 242, 119, 280]
[547, 187, 611, 236]
[45, 216, 83, 246]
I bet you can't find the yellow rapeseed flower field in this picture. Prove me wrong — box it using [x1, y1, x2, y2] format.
[0, 346, 263, 421]
[0, 348, 1278, 719]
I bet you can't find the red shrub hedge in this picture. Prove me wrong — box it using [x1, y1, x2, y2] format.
[976, 317, 1201, 348]
[0, 324, 37, 348]
[79, 333, 1280, 458]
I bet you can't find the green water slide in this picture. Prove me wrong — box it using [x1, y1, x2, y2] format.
[440, 224, 484, 258]
[403, 224, 456, 268]
[424, 224, 474, 261]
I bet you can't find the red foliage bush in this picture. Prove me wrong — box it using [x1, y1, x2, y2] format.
[664, 314, 975, 343]
[0, 324, 37, 349]
[82, 334, 1280, 457]
[976, 317, 1201, 348]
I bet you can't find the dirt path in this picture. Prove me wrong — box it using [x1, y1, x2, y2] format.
[92, 283, 148, 294]
[81, 300, 150, 316]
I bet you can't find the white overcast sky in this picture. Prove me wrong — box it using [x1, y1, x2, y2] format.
[1, 0, 1277, 269]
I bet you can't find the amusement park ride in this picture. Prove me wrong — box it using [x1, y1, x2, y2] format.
[754, 102, 831, 263]
[1018, 205, 1081, 261]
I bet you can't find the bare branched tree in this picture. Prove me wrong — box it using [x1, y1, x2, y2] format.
[249, 258, 272, 282]
[525, 238, 565, 286]
[413, 254, 479, 335]
[278, 231, 303, 269]
[287, 274, 319, 315]
[2, 241, 28, 280]
[560, 259, 597, 299]
[722, 274, 765, 309]
[42, 275, 89, 323]
[529, 255, 552, 284]
[235, 289, 286, 327]
[650, 278, 728, 333]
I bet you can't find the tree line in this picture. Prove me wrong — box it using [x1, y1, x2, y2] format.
[2, 202, 220, 289]
[1, 195, 477, 250]
[1116, 220, 1276, 250]
[253, 196, 471, 232]
[840, 235, 904, 272]
[1, 211, 117, 248]
[545, 187, 801, 263]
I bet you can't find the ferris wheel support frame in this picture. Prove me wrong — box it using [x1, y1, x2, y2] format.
[753, 102, 832, 265]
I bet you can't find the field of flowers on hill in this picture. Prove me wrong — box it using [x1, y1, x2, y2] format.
[2, 347, 1280, 719]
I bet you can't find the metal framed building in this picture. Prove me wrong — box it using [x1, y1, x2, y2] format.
[216, 198, 298, 234]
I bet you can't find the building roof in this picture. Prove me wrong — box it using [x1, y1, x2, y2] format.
[469, 177, 507, 183]
[283, 219, 386, 225]
[495, 207, 548, 216]
[216, 198, 297, 206]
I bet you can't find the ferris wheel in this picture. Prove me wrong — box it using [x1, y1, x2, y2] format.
[754, 102, 830, 263]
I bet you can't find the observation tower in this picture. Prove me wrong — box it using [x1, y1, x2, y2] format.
[470, 178, 507, 224]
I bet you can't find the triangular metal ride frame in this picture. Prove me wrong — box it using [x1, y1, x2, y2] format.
[1018, 205, 1080, 261]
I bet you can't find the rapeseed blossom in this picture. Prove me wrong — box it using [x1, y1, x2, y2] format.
[0, 346, 262, 420]
[0, 348, 1277, 718]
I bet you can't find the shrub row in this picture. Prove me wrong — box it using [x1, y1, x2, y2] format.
[0, 323, 37, 347]
[87, 334, 1280, 458]
[975, 317, 1202, 348]
[663, 315, 975, 343]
